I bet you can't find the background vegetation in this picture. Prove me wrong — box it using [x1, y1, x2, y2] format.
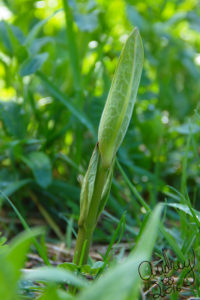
[0, 0, 200, 299]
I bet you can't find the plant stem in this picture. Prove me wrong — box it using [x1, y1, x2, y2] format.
[73, 155, 108, 265]
[73, 226, 93, 266]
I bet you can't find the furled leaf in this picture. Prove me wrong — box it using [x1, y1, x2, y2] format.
[79, 144, 99, 224]
[98, 28, 144, 168]
[96, 159, 114, 220]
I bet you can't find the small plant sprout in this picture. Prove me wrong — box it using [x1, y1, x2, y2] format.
[73, 28, 144, 265]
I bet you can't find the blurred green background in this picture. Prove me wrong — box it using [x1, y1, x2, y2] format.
[0, 0, 200, 240]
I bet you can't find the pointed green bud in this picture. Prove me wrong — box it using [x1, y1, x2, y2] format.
[98, 28, 144, 168]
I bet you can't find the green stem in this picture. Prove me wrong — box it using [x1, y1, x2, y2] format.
[73, 226, 93, 266]
[73, 156, 108, 265]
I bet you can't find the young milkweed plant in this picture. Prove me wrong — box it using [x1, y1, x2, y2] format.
[73, 28, 144, 265]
